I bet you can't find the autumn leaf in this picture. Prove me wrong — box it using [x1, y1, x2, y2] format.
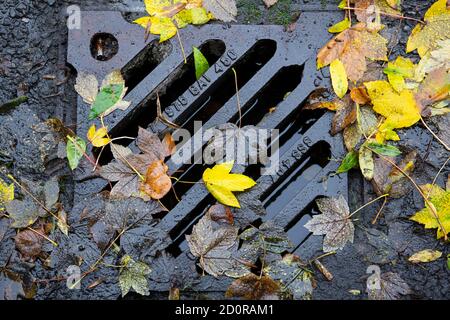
[415, 39, 450, 82]
[383, 56, 416, 93]
[304, 196, 354, 252]
[364, 80, 421, 142]
[66, 136, 86, 170]
[140, 160, 172, 200]
[5, 178, 59, 229]
[328, 18, 351, 33]
[15, 227, 44, 261]
[186, 212, 246, 277]
[134, 0, 211, 42]
[74, 70, 130, 120]
[193, 46, 209, 80]
[372, 150, 416, 198]
[330, 59, 348, 98]
[317, 23, 388, 82]
[350, 86, 371, 105]
[408, 249, 442, 263]
[367, 272, 412, 300]
[225, 273, 280, 300]
[337, 151, 359, 174]
[407, 0, 450, 57]
[0, 178, 14, 213]
[119, 255, 151, 297]
[264, 254, 315, 300]
[87, 124, 111, 148]
[343, 106, 378, 151]
[359, 145, 374, 180]
[100, 128, 173, 200]
[415, 67, 450, 116]
[410, 184, 450, 239]
[367, 142, 402, 157]
[203, 162, 256, 208]
[351, 0, 401, 23]
[203, 0, 237, 22]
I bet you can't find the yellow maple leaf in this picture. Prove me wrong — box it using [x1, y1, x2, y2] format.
[406, 0, 450, 57]
[364, 81, 421, 142]
[87, 124, 111, 148]
[134, 0, 211, 42]
[0, 178, 14, 212]
[410, 184, 450, 239]
[203, 162, 256, 208]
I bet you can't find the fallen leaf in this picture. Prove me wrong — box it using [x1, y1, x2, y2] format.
[140, 160, 172, 200]
[337, 151, 359, 174]
[330, 59, 348, 98]
[350, 86, 371, 105]
[408, 249, 442, 263]
[359, 145, 374, 180]
[193, 46, 209, 80]
[372, 150, 416, 198]
[367, 272, 412, 300]
[383, 56, 416, 93]
[415, 67, 450, 116]
[367, 142, 402, 157]
[415, 39, 450, 82]
[225, 273, 280, 300]
[0, 178, 14, 213]
[207, 203, 234, 225]
[186, 212, 245, 277]
[304, 196, 354, 252]
[15, 228, 44, 261]
[410, 184, 450, 239]
[74, 72, 98, 104]
[317, 23, 388, 82]
[352, 0, 401, 23]
[343, 106, 379, 151]
[119, 255, 151, 297]
[264, 254, 315, 300]
[406, 0, 450, 57]
[202, 161, 256, 208]
[100, 128, 171, 200]
[57, 209, 69, 236]
[364, 80, 421, 141]
[5, 179, 59, 229]
[87, 124, 111, 148]
[328, 18, 351, 33]
[331, 96, 357, 135]
[66, 135, 86, 170]
[203, 0, 237, 22]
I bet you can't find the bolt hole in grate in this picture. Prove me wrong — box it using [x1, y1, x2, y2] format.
[67, 9, 346, 291]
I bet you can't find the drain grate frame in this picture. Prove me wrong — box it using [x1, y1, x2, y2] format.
[67, 9, 347, 292]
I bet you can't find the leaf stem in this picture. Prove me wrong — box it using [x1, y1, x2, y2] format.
[342, 6, 425, 24]
[232, 68, 242, 129]
[347, 193, 389, 219]
[27, 227, 58, 247]
[421, 117, 450, 151]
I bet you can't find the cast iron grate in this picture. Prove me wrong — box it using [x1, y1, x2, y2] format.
[67, 9, 347, 292]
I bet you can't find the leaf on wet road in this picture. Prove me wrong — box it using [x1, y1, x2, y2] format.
[408, 249, 442, 263]
[119, 255, 151, 297]
[367, 272, 412, 300]
[305, 196, 354, 252]
[225, 273, 280, 300]
[87, 124, 111, 148]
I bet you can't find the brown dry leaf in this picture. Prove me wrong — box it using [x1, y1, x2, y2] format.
[208, 203, 234, 225]
[140, 160, 172, 200]
[225, 273, 281, 300]
[415, 67, 450, 116]
[162, 133, 176, 156]
[372, 150, 417, 198]
[331, 96, 357, 135]
[350, 86, 371, 105]
[15, 227, 44, 262]
[317, 23, 388, 82]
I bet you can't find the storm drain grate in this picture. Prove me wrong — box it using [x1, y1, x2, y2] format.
[67, 10, 347, 292]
